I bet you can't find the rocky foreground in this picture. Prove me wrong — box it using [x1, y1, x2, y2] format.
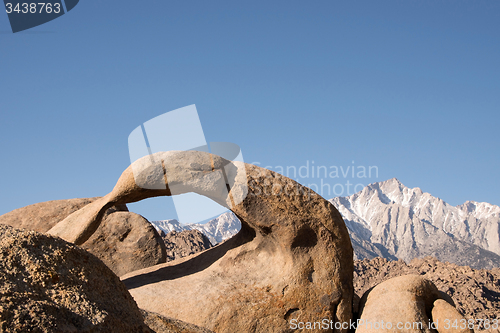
[354, 257, 500, 331]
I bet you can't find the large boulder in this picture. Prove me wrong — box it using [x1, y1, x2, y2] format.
[0, 224, 151, 332]
[0, 198, 166, 276]
[49, 151, 354, 333]
[163, 229, 213, 261]
[81, 211, 167, 277]
[357, 274, 472, 333]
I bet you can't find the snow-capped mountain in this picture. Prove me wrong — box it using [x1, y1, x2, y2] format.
[150, 178, 500, 269]
[151, 211, 241, 245]
[151, 219, 186, 234]
[330, 178, 500, 269]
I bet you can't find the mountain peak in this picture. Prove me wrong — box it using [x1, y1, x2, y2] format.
[332, 180, 500, 268]
[387, 177, 402, 184]
[374, 178, 404, 190]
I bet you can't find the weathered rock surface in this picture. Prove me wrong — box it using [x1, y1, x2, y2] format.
[0, 198, 166, 277]
[49, 151, 354, 332]
[163, 229, 213, 262]
[354, 257, 500, 331]
[0, 224, 151, 332]
[357, 274, 471, 333]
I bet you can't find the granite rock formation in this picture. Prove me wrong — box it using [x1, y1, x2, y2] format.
[49, 150, 354, 333]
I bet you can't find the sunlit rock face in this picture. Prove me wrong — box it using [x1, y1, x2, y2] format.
[45, 150, 353, 333]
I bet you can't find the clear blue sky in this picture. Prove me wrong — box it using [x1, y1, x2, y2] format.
[1, 1, 499, 222]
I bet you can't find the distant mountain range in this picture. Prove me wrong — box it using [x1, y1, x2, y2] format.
[330, 178, 500, 269]
[151, 212, 241, 246]
[150, 178, 500, 269]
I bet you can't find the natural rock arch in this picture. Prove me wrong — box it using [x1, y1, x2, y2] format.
[49, 151, 354, 332]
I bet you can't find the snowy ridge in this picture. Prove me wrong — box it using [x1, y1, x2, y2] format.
[151, 212, 241, 245]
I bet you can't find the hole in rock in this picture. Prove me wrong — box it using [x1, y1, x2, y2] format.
[284, 308, 300, 320]
[291, 225, 318, 249]
[127, 196, 243, 249]
[308, 269, 315, 283]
